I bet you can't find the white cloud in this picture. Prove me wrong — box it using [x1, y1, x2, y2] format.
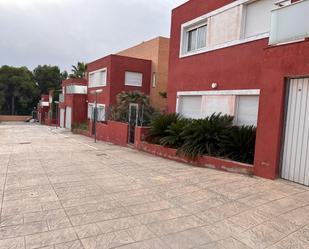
[0, 0, 187, 72]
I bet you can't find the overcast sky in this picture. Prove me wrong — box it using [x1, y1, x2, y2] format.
[0, 0, 187, 72]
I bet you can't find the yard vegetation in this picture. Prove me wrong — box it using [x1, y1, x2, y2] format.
[147, 113, 256, 164]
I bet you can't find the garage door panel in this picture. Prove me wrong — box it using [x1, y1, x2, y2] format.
[282, 78, 309, 186]
[281, 82, 294, 180]
[296, 79, 309, 183]
[65, 107, 72, 129]
[289, 79, 303, 182]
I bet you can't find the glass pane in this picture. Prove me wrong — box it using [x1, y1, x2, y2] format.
[197, 25, 207, 49]
[187, 29, 197, 52]
[100, 71, 106, 85]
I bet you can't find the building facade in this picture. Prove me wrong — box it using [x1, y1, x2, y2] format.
[59, 78, 88, 129]
[168, 0, 309, 184]
[86, 54, 152, 122]
[118, 37, 170, 111]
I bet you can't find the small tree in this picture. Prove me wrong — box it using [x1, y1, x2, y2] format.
[109, 91, 157, 125]
[0, 66, 39, 115]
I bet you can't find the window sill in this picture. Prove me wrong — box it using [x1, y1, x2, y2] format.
[88, 85, 107, 89]
[179, 33, 269, 58]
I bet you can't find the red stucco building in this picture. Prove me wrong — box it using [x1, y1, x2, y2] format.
[86, 54, 151, 122]
[168, 0, 309, 185]
[59, 78, 88, 129]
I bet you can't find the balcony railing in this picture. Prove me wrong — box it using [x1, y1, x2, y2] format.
[269, 0, 309, 45]
[66, 85, 87, 94]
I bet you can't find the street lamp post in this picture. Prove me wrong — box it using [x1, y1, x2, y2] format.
[91, 89, 103, 143]
[54, 101, 59, 129]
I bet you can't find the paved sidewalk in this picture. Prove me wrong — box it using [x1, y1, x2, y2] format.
[0, 123, 308, 249]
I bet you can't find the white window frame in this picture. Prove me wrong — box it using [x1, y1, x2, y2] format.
[179, 0, 272, 58]
[88, 68, 107, 88]
[125, 71, 143, 87]
[183, 21, 208, 54]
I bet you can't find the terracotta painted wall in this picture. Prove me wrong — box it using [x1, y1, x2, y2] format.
[168, 0, 309, 179]
[72, 95, 87, 125]
[117, 37, 170, 111]
[95, 121, 129, 146]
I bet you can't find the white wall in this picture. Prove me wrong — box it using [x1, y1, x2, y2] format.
[207, 5, 243, 47]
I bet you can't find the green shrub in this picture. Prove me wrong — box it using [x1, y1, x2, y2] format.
[219, 125, 256, 164]
[147, 113, 182, 144]
[72, 122, 88, 131]
[147, 113, 257, 164]
[177, 113, 234, 159]
[160, 118, 191, 148]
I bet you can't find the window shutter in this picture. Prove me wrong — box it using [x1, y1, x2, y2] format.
[125, 72, 143, 86]
[179, 96, 202, 119]
[235, 96, 259, 126]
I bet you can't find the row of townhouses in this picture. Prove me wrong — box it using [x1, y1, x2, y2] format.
[37, 0, 309, 186]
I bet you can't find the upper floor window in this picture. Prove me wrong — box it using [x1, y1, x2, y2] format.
[184, 23, 208, 53]
[89, 68, 107, 88]
[180, 0, 276, 57]
[125, 72, 143, 87]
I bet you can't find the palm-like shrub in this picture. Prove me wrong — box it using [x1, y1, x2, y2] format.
[160, 118, 191, 148]
[177, 114, 234, 159]
[147, 113, 182, 144]
[69, 62, 87, 79]
[219, 125, 256, 164]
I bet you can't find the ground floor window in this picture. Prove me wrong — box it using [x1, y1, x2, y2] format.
[177, 91, 260, 126]
[88, 103, 106, 121]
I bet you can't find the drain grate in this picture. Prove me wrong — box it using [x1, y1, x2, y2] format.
[19, 142, 31, 145]
[96, 153, 107, 156]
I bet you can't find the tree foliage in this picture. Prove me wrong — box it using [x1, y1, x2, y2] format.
[69, 62, 87, 79]
[0, 65, 39, 115]
[33, 65, 63, 94]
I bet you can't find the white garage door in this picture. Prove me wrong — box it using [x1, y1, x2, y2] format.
[60, 109, 65, 128]
[281, 78, 309, 186]
[65, 107, 72, 129]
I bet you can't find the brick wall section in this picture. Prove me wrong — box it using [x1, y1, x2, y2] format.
[117, 37, 170, 111]
[0, 115, 31, 122]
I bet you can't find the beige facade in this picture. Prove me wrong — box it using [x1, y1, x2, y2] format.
[117, 37, 169, 111]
